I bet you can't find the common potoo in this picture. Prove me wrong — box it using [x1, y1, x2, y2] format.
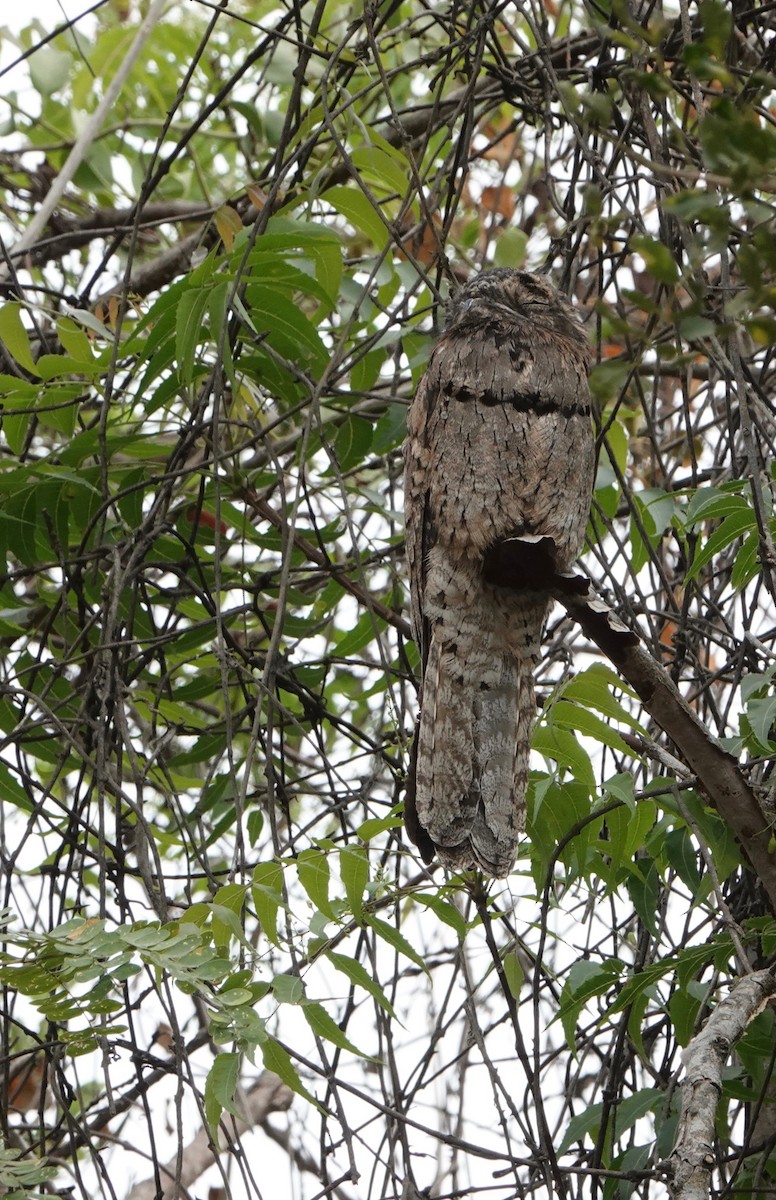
[403, 269, 595, 877]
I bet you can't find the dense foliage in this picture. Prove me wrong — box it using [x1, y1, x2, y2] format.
[3, 2, 776, 1198]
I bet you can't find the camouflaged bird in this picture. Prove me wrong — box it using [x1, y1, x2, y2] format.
[403, 269, 595, 876]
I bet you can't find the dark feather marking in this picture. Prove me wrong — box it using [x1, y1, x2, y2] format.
[403, 723, 436, 864]
[444, 382, 589, 416]
[418, 493, 437, 669]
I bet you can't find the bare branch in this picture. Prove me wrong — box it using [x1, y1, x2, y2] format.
[668, 969, 776, 1200]
[125, 1071, 294, 1200]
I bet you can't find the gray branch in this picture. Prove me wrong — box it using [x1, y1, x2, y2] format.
[669, 969, 776, 1199]
[483, 540, 776, 913]
[124, 1070, 293, 1200]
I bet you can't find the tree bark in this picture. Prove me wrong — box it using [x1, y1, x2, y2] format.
[668, 969, 776, 1199]
[125, 1071, 293, 1200]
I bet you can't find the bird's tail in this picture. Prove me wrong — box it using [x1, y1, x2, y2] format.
[408, 632, 536, 877]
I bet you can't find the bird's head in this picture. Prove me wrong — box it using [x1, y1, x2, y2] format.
[445, 268, 587, 350]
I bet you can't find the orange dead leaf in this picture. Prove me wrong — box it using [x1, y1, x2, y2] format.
[7, 1054, 46, 1112]
[185, 507, 229, 536]
[477, 128, 522, 169]
[480, 186, 515, 221]
[246, 183, 270, 210]
[151, 1023, 174, 1053]
[395, 212, 443, 266]
[658, 616, 678, 662]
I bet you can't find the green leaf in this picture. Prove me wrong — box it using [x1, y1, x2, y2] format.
[2, 410, 31, 456]
[589, 360, 630, 405]
[664, 828, 702, 893]
[0, 763, 33, 813]
[243, 285, 328, 377]
[351, 144, 415, 205]
[669, 981, 705, 1047]
[0, 304, 39, 374]
[558, 1087, 663, 1155]
[630, 487, 676, 571]
[37, 383, 81, 435]
[176, 285, 212, 386]
[549, 699, 633, 755]
[207, 279, 236, 386]
[297, 848, 335, 919]
[339, 845, 368, 922]
[627, 857, 661, 937]
[0, 1143, 58, 1193]
[121, 923, 167, 949]
[204, 1051, 241, 1134]
[252, 217, 343, 303]
[494, 226, 528, 269]
[303, 1000, 377, 1059]
[356, 816, 404, 841]
[603, 801, 656, 882]
[528, 779, 595, 886]
[210, 898, 252, 953]
[699, 0, 733, 56]
[366, 915, 427, 972]
[247, 810, 264, 847]
[29, 44, 72, 96]
[330, 416, 373, 473]
[731, 530, 760, 590]
[242, 254, 332, 311]
[326, 950, 398, 1018]
[259, 1035, 319, 1107]
[56, 316, 95, 362]
[371, 403, 406, 455]
[631, 236, 680, 283]
[745, 694, 776, 751]
[413, 893, 467, 938]
[532, 722, 595, 792]
[603, 773, 637, 810]
[252, 861, 284, 946]
[685, 486, 750, 525]
[271, 974, 305, 1004]
[326, 185, 388, 248]
[557, 959, 621, 1052]
[334, 613, 381, 658]
[561, 664, 638, 720]
[502, 949, 524, 999]
[686, 509, 757, 581]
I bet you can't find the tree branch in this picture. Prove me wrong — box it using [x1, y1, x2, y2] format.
[668, 968, 776, 1200]
[558, 576, 776, 910]
[560, 580, 776, 907]
[483, 539, 776, 913]
[124, 1070, 294, 1200]
[245, 489, 412, 640]
[1, 0, 169, 280]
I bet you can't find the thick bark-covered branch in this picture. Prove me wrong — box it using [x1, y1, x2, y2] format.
[125, 1070, 294, 1200]
[25, 202, 214, 266]
[483, 539, 776, 912]
[668, 969, 776, 1200]
[556, 574, 776, 911]
[23, 35, 602, 307]
[1, 0, 169, 279]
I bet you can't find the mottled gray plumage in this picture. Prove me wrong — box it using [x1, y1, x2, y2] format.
[404, 268, 595, 876]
